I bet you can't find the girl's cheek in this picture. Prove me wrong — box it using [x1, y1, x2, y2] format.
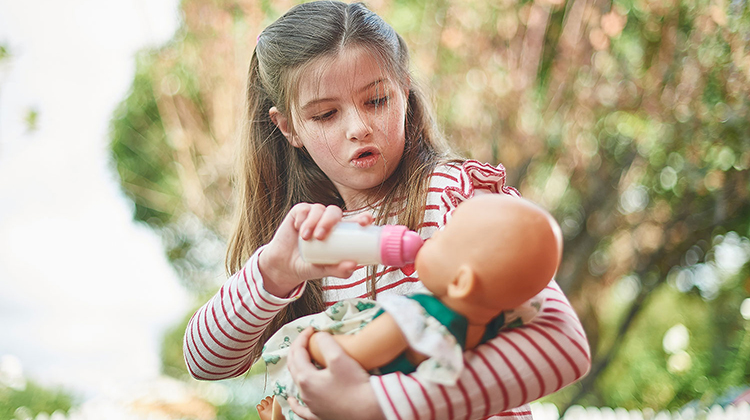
[383, 110, 401, 127]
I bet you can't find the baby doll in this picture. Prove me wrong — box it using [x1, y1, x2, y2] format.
[257, 194, 563, 420]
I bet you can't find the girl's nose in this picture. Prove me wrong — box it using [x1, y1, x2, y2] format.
[345, 109, 373, 141]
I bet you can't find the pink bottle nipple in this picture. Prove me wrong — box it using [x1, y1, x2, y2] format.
[380, 225, 424, 267]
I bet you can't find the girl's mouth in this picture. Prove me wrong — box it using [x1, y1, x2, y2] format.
[352, 149, 379, 168]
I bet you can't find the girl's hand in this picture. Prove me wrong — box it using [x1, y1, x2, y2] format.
[259, 203, 374, 297]
[286, 328, 386, 420]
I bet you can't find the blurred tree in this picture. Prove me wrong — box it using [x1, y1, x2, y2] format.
[0, 43, 12, 147]
[0, 380, 76, 419]
[23, 107, 38, 133]
[110, 0, 750, 415]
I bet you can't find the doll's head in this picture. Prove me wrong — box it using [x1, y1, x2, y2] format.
[415, 194, 563, 324]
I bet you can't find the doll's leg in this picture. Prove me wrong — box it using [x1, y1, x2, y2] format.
[256, 396, 285, 420]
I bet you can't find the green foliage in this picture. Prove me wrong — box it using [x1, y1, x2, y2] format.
[215, 388, 263, 420]
[110, 52, 181, 227]
[0, 44, 10, 62]
[23, 107, 38, 133]
[602, 271, 750, 410]
[0, 381, 76, 420]
[599, 286, 716, 408]
[110, 50, 226, 293]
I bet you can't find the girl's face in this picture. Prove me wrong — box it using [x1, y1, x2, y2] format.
[270, 46, 408, 209]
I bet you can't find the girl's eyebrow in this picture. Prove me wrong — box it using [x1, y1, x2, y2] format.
[359, 78, 386, 93]
[300, 78, 387, 111]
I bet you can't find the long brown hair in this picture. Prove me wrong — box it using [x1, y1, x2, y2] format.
[226, 0, 455, 361]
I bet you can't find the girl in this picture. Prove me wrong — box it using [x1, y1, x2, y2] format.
[183, 2, 591, 420]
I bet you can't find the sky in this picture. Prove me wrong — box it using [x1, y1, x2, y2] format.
[0, 0, 190, 399]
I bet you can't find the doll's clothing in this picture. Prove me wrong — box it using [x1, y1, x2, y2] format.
[261, 293, 539, 420]
[261, 299, 382, 420]
[376, 293, 539, 381]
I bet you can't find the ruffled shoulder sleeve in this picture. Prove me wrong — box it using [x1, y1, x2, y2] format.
[442, 159, 520, 207]
[422, 160, 520, 234]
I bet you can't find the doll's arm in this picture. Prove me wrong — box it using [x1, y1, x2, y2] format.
[309, 312, 412, 371]
[370, 280, 591, 420]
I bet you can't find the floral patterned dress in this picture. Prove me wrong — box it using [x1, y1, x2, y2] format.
[261, 293, 541, 420]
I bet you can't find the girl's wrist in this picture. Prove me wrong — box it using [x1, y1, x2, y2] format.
[257, 246, 302, 297]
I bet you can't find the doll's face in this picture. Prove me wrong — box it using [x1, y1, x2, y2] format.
[414, 210, 472, 298]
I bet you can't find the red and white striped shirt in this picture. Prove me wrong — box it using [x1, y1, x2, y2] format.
[183, 160, 591, 420]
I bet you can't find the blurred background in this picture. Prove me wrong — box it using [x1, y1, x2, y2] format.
[1, 0, 749, 419]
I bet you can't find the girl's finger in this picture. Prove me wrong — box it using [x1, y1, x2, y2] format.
[328, 261, 358, 279]
[355, 212, 375, 226]
[303, 261, 357, 283]
[314, 205, 344, 239]
[287, 327, 315, 379]
[298, 204, 326, 240]
[287, 396, 321, 420]
[305, 329, 349, 371]
[290, 203, 312, 231]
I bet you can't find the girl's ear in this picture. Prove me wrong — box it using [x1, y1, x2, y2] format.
[269, 107, 301, 147]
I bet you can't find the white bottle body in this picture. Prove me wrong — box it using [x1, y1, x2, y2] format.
[299, 223, 383, 265]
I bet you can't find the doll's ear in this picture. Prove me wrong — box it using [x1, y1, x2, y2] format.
[269, 107, 300, 147]
[447, 265, 476, 300]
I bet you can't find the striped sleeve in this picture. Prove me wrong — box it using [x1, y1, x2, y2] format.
[370, 281, 591, 420]
[183, 246, 305, 380]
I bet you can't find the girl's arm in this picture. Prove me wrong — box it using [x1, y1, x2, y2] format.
[184, 203, 370, 380]
[183, 247, 306, 380]
[370, 280, 591, 420]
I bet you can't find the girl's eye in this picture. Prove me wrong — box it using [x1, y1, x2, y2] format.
[368, 96, 389, 107]
[312, 110, 336, 121]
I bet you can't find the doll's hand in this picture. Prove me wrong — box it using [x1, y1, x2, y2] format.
[259, 203, 374, 297]
[286, 328, 385, 420]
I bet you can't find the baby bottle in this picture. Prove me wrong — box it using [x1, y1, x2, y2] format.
[299, 223, 423, 267]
